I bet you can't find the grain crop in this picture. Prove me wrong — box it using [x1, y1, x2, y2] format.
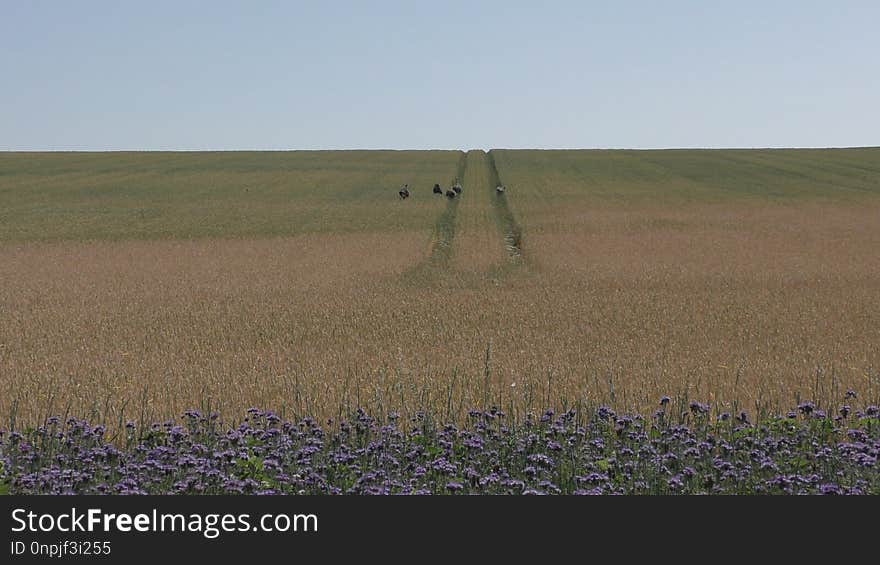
[1, 149, 879, 433]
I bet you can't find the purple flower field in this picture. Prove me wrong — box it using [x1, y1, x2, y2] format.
[1, 398, 878, 495]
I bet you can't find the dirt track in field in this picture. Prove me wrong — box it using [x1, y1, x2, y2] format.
[487, 151, 524, 260]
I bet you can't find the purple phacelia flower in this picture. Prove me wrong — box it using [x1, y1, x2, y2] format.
[667, 475, 684, 490]
[819, 484, 842, 495]
[797, 402, 815, 415]
[689, 402, 709, 415]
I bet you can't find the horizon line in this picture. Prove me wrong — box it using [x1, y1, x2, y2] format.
[1, 145, 879, 153]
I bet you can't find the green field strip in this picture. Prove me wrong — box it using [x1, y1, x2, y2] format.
[0, 151, 463, 242]
[489, 148, 880, 209]
[633, 149, 879, 201]
[2, 148, 879, 243]
[724, 150, 880, 196]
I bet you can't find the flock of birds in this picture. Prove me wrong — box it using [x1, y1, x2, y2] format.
[397, 179, 507, 199]
[398, 179, 462, 200]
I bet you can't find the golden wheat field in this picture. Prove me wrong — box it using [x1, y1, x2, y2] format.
[2, 149, 879, 431]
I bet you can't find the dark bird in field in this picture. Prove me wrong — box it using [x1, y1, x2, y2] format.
[399, 184, 410, 199]
[452, 178, 462, 194]
[445, 189, 456, 199]
[433, 183, 442, 194]
[496, 184, 506, 193]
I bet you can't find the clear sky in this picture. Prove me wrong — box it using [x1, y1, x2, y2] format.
[2, 1, 878, 150]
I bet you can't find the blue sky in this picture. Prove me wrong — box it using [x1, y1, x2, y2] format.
[2, 1, 878, 150]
